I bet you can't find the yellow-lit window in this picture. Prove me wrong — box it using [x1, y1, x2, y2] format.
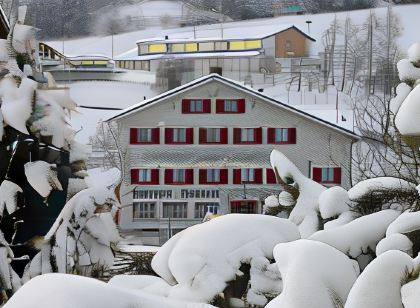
[171, 43, 185, 53]
[148, 44, 167, 53]
[94, 61, 108, 65]
[229, 41, 246, 50]
[245, 40, 262, 49]
[185, 43, 198, 52]
[81, 60, 94, 65]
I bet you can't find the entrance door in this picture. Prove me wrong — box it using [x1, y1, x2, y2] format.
[230, 200, 257, 214]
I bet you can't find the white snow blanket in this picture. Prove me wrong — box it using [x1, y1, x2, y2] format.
[266, 239, 358, 308]
[310, 210, 400, 258]
[345, 250, 414, 308]
[24, 161, 63, 198]
[0, 180, 22, 214]
[318, 186, 351, 219]
[395, 84, 420, 136]
[348, 177, 416, 200]
[152, 214, 300, 303]
[4, 273, 216, 308]
[270, 150, 326, 238]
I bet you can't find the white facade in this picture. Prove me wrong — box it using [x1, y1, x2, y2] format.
[109, 74, 358, 245]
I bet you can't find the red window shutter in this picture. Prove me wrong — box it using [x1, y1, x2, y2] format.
[334, 167, 342, 184]
[182, 99, 190, 113]
[131, 169, 139, 184]
[288, 128, 296, 144]
[233, 128, 241, 144]
[186, 128, 194, 144]
[151, 169, 160, 185]
[254, 168, 263, 184]
[199, 128, 207, 144]
[130, 128, 138, 144]
[165, 128, 173, 144]
[220, 169, 228, 184]
[220, 128, 228, 144]
[165, 169, 173, 184]
[267, 128, 275, 144]
[216, 99, 225, 113]
[266, 169, 277, 184]
[199, 169, 207, 184]
[255, 127, 262, 144]
[312, 167, 322, 182]
[203, 99, 211, 113]
[237, 99, 246, 113]
[186, 169, 194, 184]
[233, 169, 242, 184]
[152, 128, 160, 144]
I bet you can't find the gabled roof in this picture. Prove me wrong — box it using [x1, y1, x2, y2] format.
[106, 74, 359, 140]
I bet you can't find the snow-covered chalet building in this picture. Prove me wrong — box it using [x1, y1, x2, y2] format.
[107, 74, 358, 244]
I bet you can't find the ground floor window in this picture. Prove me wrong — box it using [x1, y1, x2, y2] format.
[194, 202, 220, 218]
[230, 200, 257, 214]
[162, 202, 188, 219]
[133, 202, 156, 219]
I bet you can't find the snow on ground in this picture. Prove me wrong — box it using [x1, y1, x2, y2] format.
[4, 273, 215, 308]
[151, 214, 300, 303]
[65, 80, 157, 143]
[345, 250, 414, 308]
[46, 5, 420, 60]
[270, 150, 326, 238]
[267, 239, 358, 308]
[310, 210, 400, 259]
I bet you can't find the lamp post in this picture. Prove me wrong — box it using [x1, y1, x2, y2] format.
[306, 20, 312, 34]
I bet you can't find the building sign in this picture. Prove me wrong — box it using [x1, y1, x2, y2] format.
[180, 189, 219, 199]
[133, 189, 173, 199]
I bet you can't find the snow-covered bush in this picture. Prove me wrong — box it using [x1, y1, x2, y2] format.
[23, 186, 121, 281]
[345, 250, 415, 308]
[348, 177, 418, 215]
[4, 273, 216, 308]
[269, 150, 326, 238]
[267, 239, 358, 308]
[151, 214, 300, 304]
[310, 210, 400, 263]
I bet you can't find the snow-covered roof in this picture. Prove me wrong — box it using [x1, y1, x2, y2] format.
[136, 24, 315, 44]
[115, 49, 261, 61]
[106, 74, 359, 140]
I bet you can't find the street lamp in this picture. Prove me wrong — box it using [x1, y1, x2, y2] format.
[306, 20, 312, 34]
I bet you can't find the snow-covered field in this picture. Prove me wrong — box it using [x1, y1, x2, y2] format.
[66, 80, 157, 143]
[46, 4, 420, 59]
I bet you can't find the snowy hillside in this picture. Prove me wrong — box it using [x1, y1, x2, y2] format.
[46, 4, 420, 60]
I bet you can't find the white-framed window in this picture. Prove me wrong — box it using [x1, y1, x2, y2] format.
[240, 128, 255, 142]
[321, 167, 335, 182]
[198, 42, 215, 52]
[173, 128, 186, 142]
[206, 128, 221, 143]
[194, 202, 220, 218]
[138, 169, 151, 182]
[133, 202, 156, 219]
[173, 169, 186, 182]
[190, 100, 203, 112]
[207, 169, 221, 183]
[275, 128, 289, 143]
[137, 128, 152, 142]
[241, 169, 255, 182]
[162, 202, 188, 218]
[224, 100, 238, 112]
